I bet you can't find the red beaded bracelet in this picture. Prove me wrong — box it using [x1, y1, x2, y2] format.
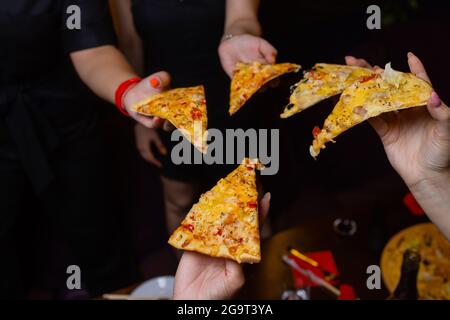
[115, 77, 142, 116]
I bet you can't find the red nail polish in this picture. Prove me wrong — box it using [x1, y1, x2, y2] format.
[150, 77, 160, 88]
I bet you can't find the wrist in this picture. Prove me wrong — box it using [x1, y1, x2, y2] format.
[224, 20, 262, 39]
[408, 170, 450, 240]
[115, 77, 142, 116]
[408, 169, 450, 194]
[408, 170, 450, 218]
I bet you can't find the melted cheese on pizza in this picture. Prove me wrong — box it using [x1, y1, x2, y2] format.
[168, 158, 261, 263]
[310, 64, 433, 158]
[229, 62, 301, 115]
[281, 63, 375, 119]
[132, 85, 208, 153]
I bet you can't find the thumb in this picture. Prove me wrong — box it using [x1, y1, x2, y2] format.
[124, 71, 171, 128]
[123, 71, 171, 111]
[132, 71, 171, 100]
[258, 39, 277, 64]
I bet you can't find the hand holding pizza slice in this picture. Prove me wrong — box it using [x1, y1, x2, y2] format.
[281, 63, 375, 119]
[310, 63, 433, 158]
[168, 158, 263, 264]
[173, 192, 271, 300]
[132, 85, 208, 153]
[229, 61, 301, 115]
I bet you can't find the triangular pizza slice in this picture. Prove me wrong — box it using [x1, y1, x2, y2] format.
[281, 63, 375, 119]
[229, 61, 301, 115]
[310, 63, 433, 158]
[168, 158, 262, 263]
[132, 85, 208, 153]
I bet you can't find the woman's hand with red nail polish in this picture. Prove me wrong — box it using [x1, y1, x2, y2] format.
[123, 71, 174, 130]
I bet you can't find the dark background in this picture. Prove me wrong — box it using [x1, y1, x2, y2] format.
[18, 0, 450, 298]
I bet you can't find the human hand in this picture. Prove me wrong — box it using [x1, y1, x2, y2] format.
[173, 192, 271, 300]
[134, 124, 167, 167]
[345, 53, 450, 189]
[123, 71, 174, 130]
[218, 34, 277, 77]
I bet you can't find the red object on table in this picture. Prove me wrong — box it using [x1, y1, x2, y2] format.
[289, 250, 339, 287]
[338, 284, 356, 300]
[403, 192, 425, 216]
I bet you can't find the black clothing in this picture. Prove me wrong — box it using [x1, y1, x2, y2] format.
[0, 0, 126, 297]
[132, 0, 242, 185]
[1, 0, 116, 193]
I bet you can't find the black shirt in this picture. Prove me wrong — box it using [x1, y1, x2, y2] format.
[0, 0, 116, 193]
[132, 0, 225, 85]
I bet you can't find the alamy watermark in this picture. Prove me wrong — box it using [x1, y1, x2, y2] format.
[66, 5, 81, 30]
[366, 5, 381, 30]
[171, 127, 280, 175]
[66, 265, 81, 290]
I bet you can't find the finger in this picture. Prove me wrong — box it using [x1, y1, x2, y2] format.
[154, 134, 168, 156]
[373, 65, 383, 73]
[131, 71, 171, 102]
[407, 52, 431, 83]
[258, 39, 277, 64]
[138, 146, 162, 168]
[144, 71, 171, 91]
[132, 113, 161, 129]
[259, 192, 271, 225]
[163, 120, 176, 132]
[123, 71, 171, 116]
[345, 56, 372, 68]
[218, 44, 237, 78]
[223, 57, 236, 78]
[368, 116, 389, 139]
[427, 92, 450, 124]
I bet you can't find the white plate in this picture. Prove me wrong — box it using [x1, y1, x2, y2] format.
[130, 276, 174, 300]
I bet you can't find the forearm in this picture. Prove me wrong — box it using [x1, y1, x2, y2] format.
[119, 40, 145, 75]
[224, 18, 261, 37]
[224, 0, 262, 37]
[409, 172, 450, 240]
[70, 45, 138, 104]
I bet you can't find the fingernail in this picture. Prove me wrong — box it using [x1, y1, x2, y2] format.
[407, 52, 414, 58]
[264, 192, 271, 201]
[345, 56, 354, 60]
[429, 92, 442, 108]
[150, 77, 161, 88]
